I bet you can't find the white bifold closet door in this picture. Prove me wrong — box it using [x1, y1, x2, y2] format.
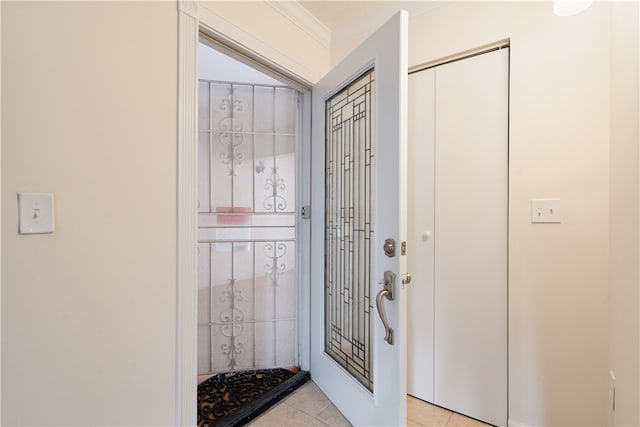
[408, 48, 508, 427]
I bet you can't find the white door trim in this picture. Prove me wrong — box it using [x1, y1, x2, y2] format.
[177, 2, 314, 424]
[176, 6, 198, 425]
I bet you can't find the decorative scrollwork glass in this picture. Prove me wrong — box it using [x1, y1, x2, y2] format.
[197, 78, 298, 374]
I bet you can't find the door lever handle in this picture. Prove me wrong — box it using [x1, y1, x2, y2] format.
[376, 270, 396, 345]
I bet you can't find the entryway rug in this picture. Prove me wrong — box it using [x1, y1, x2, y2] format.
[197, 368, 310, 427]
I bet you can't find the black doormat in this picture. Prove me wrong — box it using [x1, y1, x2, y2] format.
[198, 368, 310, 427]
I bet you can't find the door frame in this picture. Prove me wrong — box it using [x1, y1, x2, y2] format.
[177, 3, 315, 424]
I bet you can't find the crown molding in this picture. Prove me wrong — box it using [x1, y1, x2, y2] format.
[266, 0, 331, 48]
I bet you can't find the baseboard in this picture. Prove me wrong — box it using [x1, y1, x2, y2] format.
[508, 419, 534, 427]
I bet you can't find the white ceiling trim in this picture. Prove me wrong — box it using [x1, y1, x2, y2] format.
[265, 0, 332, 48]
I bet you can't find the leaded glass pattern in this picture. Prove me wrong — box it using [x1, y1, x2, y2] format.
[324, 69, 375, 391]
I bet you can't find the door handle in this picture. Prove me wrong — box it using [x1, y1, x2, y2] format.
[376, 270, 396, 345]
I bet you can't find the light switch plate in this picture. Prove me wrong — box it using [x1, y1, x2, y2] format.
[531, 198, 561, 223]
[18, 193, 55, 234]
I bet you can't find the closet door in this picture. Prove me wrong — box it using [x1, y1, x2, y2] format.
[433, 48, 508, 427]
[407, 68, 435, 402]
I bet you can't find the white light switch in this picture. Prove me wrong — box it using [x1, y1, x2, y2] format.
[531, 198, 561, 223]
[18, 193, 55, 234]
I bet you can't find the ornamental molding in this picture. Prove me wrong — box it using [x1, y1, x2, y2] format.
[265, 1, 331, 49]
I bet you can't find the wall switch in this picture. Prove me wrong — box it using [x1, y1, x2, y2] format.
[530, 198, 561, 223]
[18, 193, 55, 234]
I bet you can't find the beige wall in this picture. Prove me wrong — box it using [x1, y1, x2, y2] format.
[1, 1, 330, 425]
[407, 3, 612, 426]
[1, 1, 636, 426]
[609, 2, 639, 426]
[2, 2, 178, 425]
[335, 2, 617, 426]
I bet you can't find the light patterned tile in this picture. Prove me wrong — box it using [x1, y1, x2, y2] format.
[446, 412, 493, 427]
[407, 395, 452, 427]
[284, 381, 331, 416]
[316, 402, 351, 427]
[248, 402, 329, 427]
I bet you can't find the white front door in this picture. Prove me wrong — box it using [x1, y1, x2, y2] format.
[310, 11, 408, 426]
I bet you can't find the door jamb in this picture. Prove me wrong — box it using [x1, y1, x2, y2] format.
[177, 3, 313, 425]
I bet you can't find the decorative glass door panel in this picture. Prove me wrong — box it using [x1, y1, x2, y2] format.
[198, 80, 298, 374]
[310, 11, 407, 426]
[324, 70, 375, 391]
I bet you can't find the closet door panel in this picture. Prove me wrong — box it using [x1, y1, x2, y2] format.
[407, 68, 436, 402]
[433, 48, 509, 427]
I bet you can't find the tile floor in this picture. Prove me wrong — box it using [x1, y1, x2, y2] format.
[248, 381, 349, 427]
[406, 395, 492, 427]
[248, 381, 493, 427]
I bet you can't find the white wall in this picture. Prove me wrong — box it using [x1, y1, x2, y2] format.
[2, 2, 178, 425]
[609, 2, 639, 426]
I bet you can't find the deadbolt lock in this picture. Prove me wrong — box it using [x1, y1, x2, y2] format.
[383, 238, 396, 257]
